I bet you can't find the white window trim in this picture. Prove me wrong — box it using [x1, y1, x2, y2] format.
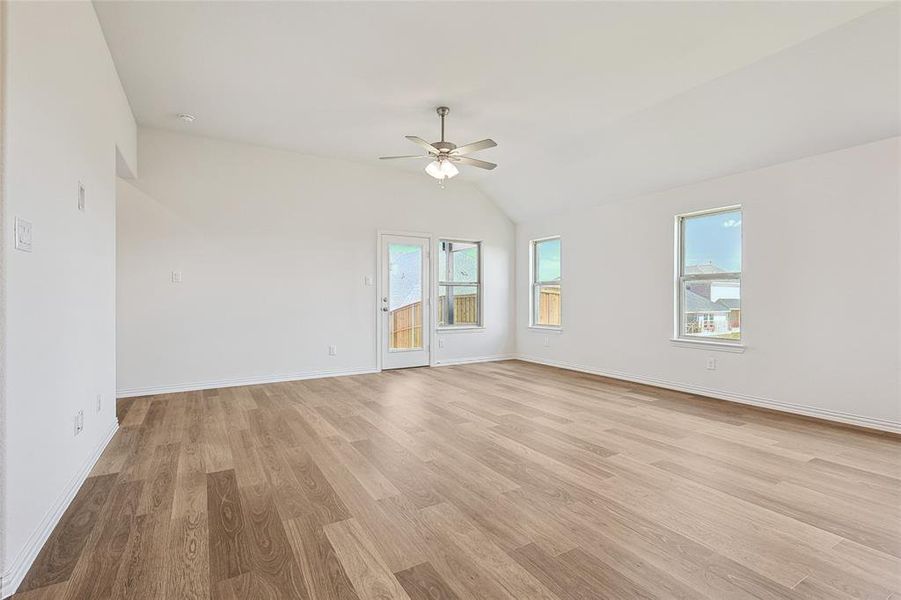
[670, 338, 746, 353]
[529, 325, 564, 333]
[436, 239, 483, 330]
[530, 236, 562, 330]
[673, 205, 743, 349]
[437, 326, 485, 333]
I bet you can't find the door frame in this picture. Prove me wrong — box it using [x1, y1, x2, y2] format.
[376, 229, 435, 371]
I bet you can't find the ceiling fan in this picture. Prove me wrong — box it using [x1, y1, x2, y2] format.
[380, 106, 497, 180]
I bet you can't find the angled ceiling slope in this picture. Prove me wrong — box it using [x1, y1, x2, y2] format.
[94, 1, 899, 222]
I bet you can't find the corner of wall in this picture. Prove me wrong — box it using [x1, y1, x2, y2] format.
[91, 2, 137, 179]
[0, 2, 137, 595]
[0, 0, 9, 591]
[0, 422, 118, 598]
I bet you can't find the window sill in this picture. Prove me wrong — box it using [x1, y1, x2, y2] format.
[436, 326, 484, 333]
[529, 326, 563, 333]
[670, 338, 745, 353]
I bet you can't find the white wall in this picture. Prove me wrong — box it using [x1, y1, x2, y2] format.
[1, 1, 136, 595]
[116, 128, 514, 395]
[516, 137, 901, 432]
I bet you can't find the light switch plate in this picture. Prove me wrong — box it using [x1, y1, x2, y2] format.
[15, 217, 33, 252]
[77, 182, 86, 211]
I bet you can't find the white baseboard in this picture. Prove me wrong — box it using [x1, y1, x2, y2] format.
[116, 366, 379, 398]
[432, 354, 514, 367]
[515, 355, 901, 434]
[1, 420, 119, 598]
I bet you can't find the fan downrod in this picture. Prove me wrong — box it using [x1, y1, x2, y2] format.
[434, 106, 454, 150]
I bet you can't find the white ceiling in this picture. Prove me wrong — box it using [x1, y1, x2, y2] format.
[94, 1, 899, 222]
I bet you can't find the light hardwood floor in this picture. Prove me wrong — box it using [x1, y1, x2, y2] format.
[13, 360, 901, 599]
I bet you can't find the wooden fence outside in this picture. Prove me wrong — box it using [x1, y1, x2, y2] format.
[437, 293, 478, 325]
[536, 287, 561, 326]
[390, 290, 559, 348]
[389, 302, 422, 349]
[389, 293, 479, 349]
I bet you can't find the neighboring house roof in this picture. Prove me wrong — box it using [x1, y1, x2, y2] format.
[684, 289, 731, 313]
[684, 262, 727, 274]
[716, 298, 741, 310]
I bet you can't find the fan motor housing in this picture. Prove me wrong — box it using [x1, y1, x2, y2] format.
[432, 141, 457, 154]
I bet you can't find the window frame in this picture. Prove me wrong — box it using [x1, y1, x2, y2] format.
[436, 239, 483, 329]
[529, 236, 562, 330]
[674, 205, 742, 347]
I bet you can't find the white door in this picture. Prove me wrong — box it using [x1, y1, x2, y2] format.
[380, 234, 431, 369]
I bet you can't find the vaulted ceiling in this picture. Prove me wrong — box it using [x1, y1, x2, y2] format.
[94, 1, 899, 222]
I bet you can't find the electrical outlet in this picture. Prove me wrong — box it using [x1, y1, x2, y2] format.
[706, 357, 717, 370]
[363, 275, 373, 286]
[96, 394, 102, 413]
[171, 271, 182, 283]
[438, 338, 445, 348]
[328, 345, 337, 356]
[77, 182, 86, 211]
[74, 410, 84, 436]
[543, 336, 550, 347]
[15, 217, 33, 252]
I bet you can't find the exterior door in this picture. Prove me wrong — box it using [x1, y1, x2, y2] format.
[380, 234, 430, 369]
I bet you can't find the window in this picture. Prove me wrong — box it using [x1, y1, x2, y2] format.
[438, 240, 481, 327]
[676, 207, 741, 343]
[531, 237, 561, 328]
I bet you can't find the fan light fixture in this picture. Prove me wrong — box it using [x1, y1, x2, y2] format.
[425, 158, 459, 180]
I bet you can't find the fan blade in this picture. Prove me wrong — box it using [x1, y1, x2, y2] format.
[379, 155, 430, 160]
[450, 139, 497, 155]
[405, 136, 440, 154]
[451, 156, 497, 170]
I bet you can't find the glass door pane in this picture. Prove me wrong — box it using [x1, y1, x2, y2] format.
[388, 243, 423, 351]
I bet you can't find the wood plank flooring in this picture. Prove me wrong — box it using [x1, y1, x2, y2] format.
[14, 360, 901, 599]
